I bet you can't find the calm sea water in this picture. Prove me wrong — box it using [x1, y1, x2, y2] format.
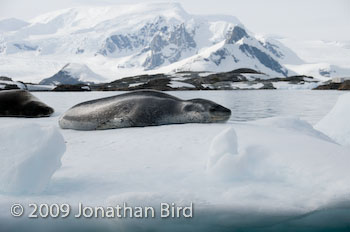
[170, 90, 344, 125]
[35, 90, 344, 126]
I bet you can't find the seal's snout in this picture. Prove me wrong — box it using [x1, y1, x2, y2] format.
[209, 105, 231, 122]
[33, 102, 54, 117]
[43, 106, 54, 116]
[24, 101, 54, 117]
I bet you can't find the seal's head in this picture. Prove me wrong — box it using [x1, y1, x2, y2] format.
[22, 100, 54, 117]
[183, 99, 231, 123]
[0, 90, 54, 118]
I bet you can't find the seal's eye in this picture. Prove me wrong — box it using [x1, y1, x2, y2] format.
[209, 105, 219, 113]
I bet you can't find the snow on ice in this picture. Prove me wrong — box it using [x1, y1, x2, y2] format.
[208, 117, 350, 212]
[0, 91, 349, 231]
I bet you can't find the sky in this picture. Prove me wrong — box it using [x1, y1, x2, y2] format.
[0, 0, 349, 41]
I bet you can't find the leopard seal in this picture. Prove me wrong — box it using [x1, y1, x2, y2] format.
[59, 90, 231, 130]
[0, 89, 54, 117]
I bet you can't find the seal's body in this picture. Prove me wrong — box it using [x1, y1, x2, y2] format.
[59, 90, 231, 130]
[0, 90, 54, 118]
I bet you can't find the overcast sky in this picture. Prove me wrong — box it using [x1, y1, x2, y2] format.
[1, 0, 349, 41]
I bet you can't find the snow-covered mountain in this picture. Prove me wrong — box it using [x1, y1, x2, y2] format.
[40, 63, 106, 85]
[276, 38, 350, 80]
[0, 2, 348, 83]
[165, 26, 302, 76]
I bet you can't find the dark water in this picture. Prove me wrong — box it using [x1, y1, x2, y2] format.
[3, 206, 350, 232]
[170, 90, 344, 125]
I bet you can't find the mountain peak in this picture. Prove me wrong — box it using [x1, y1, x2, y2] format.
[29, 2, 190, 30]
[39, 63, 106, 85]
[225, 26, 249, 44]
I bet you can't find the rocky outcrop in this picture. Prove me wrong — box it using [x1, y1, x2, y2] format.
[99, 16, 197, 71]
[0, 76, 27, 90]
[53, 84, 91, 92]
[239, 44, 288, 76]
[0, 84, 21, 90]
[142, 23, 196, 70]
[0, 76, 12, 81]
[270, 75, 315, 83]
[313, 80, 350, 90]
[98, 16, 167, 56]
[225, 26, 249, 44]
[313, 82, 340, 90]
[3, 69, 324, 92]
[260, 82, 276, 90]
[91, 69, 315, 91]
[339, 80, 350, 90]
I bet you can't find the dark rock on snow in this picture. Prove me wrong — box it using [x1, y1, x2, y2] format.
[53, 84, 91, 92]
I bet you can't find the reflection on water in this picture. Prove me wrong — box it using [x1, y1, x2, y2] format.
[172, 90, 344, 125]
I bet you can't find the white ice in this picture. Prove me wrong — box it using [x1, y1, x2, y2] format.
[0, 123, 65, 194]
[0, 91, 349, 231]
[316, 93, 350, 146]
